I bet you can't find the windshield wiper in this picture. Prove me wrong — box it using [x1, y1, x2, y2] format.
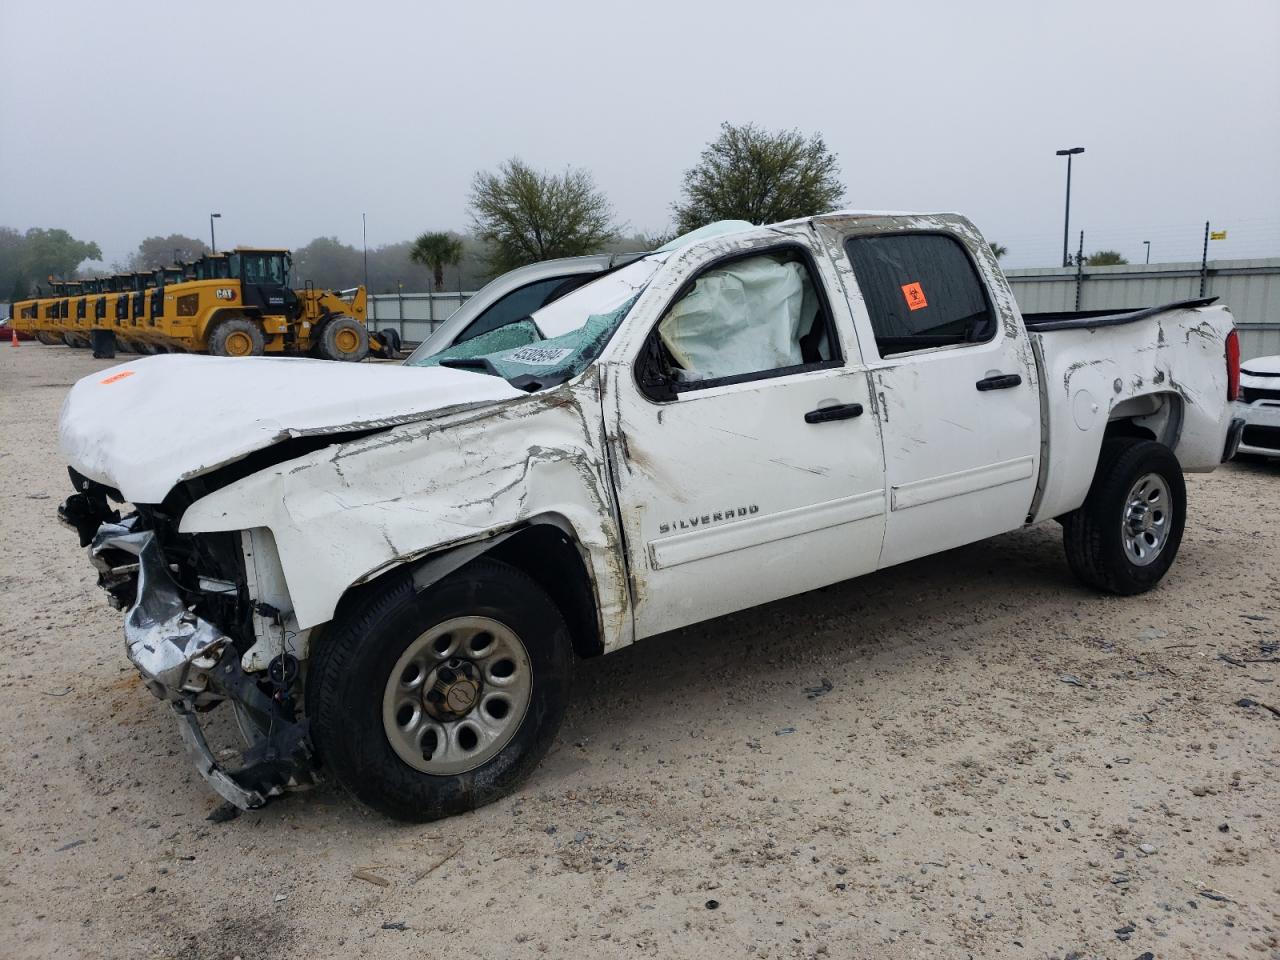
[438, 357, 499, 376]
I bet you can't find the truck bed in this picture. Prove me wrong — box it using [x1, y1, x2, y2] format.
[1023, 297, 1218, 332]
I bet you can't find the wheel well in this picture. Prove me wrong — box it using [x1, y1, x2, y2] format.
[1105, 391, 1183, 449]
[1104, 419, 1156, 441]
[485, 524, 603, 659]
[324, 523, 604, 662]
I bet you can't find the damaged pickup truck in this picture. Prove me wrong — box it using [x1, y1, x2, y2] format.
[58, 213, 1245, 820]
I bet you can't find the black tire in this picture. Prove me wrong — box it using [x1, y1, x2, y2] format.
[1062, 437, 1186, 595]
[317, 315, 370, 362]
[371, 327, 401, 359]
[208, 317, 265, 357]
[308, 558, 573, 821]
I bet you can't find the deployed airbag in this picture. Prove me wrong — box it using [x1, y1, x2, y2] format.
[658, 256, 817, 381]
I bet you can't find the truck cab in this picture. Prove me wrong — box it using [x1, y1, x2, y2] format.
[227, 248, 294, 317]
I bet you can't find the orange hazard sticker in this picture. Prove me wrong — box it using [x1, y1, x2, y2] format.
[99, 370, 135, 385]
[901, 282, 928, 311]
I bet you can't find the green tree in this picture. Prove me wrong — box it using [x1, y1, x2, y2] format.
[1086, 250, 1129, 266]
[673, 122, 845, 233]
[293, 236, 365, 289]
[409, 231, 465, 290]
[13, 227, 102, 290]
[469, 158, 617, 273]
[989, 242, 1009, 260]
[128, 234, 209, 271]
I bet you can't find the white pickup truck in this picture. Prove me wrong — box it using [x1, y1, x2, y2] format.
[58, 212, 1245, 820]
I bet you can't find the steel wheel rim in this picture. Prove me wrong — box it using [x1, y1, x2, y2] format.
[1121, 472, 1172, 566]
[382, 616, 532, 775]
[335, 327, 359, 353]
[225, 330, 254, 356]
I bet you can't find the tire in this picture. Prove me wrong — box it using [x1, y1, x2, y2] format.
[308, 558, 573, 821]
[372, 328, 401, 359]
[317, 315, 370, 362]
[1062, 437, 1186, 595]
[208, 317, 265, 357]
[36, 331, 61, 346]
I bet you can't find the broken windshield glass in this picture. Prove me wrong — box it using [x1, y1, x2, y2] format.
[407, 255, 664, 390]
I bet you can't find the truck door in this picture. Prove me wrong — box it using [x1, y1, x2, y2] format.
[604, 238, 888, 640]
[829, 225, 1040, 568]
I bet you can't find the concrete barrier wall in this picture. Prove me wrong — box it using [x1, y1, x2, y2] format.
[1005, 259, 1280, 360]
[371, 257, 1280, 360]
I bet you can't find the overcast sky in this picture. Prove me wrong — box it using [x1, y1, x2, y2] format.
[2, 0, 1277, 270]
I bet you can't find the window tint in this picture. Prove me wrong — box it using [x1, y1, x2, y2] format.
[457, 274, 595, 344]
[645, 248, 837, 393]
[843, 233, 996, 357]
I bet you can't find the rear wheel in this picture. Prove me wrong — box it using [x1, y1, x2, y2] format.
[371, 328, 402, 359]
[36, 331, 61, 346]
[208, 317, 265, 357]
[1062, 438, 1186, 594]
[308, 558, 572, 821]
[317, 316, 370, 362]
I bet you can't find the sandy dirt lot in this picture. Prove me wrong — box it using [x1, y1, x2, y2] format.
[1, 344, 1277, 960]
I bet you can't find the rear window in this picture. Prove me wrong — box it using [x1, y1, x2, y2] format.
[843, 233, 996, 357]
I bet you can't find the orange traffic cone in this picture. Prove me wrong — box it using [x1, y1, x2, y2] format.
[9, 328, 18, 348]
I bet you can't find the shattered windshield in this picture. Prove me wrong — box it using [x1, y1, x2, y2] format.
[406, 255, 665, 390]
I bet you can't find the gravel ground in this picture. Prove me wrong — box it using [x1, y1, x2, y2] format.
[1, 344, 1277, 960]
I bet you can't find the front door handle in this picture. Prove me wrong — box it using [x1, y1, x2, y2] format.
[804, 402, 863, 424]
[976, 373, 1022, 391]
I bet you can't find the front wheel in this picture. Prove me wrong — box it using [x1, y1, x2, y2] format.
[308, 558, 572, 821]
[208, 317, 265, 357]
[1062, 437, 1186, 594]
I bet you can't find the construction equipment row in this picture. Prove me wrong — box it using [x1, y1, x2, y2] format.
[7, 248, 399, 361]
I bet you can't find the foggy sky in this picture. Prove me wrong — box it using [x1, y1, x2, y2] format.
[2, 0, 1277, 271]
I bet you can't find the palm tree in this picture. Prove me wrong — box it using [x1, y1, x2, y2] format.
[409, 232, 465, 291]
[989, 241, 1008, 260]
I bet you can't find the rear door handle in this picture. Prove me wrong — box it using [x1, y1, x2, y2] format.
[804, 402, 863, 424]
[976, 373, 1022, 391]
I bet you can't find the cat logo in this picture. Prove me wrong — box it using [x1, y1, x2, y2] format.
[215, 288, 237, 301]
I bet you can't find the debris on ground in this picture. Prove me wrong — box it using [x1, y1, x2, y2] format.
[803, 677, 834, 699]
[206, 802, 241, 823]
[352, 869, 391, 888]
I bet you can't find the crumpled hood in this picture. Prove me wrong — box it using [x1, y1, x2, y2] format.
[59, 354, 525, 503]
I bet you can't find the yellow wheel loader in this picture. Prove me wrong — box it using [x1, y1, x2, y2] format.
[157, 248, 395, 360]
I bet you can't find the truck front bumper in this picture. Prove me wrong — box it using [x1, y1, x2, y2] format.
[1234, 400, 1280, 458]
[78, 514, 317, 810]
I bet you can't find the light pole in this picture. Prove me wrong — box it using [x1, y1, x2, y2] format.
[209, 212, 222, 253]
[1143, 240, 1151, 264]
[1055, 147, 1085, 267]
[362, 213, 369, 291]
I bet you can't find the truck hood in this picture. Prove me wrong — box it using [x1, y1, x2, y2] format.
[59, 354, 525, 503]
[1240, 355, 1280, 377]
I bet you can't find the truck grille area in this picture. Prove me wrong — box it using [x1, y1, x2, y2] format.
[1241, 385, 1280, 404]
[1242, 425, 1280, 452]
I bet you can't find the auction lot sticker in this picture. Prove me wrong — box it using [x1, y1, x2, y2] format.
[505, 346, 574, 365]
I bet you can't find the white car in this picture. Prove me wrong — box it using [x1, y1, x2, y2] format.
[57, 212, 1244, 820]
[1235, 355, 1280, 459]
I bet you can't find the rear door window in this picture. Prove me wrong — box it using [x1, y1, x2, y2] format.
[843, 233, 996, 357]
